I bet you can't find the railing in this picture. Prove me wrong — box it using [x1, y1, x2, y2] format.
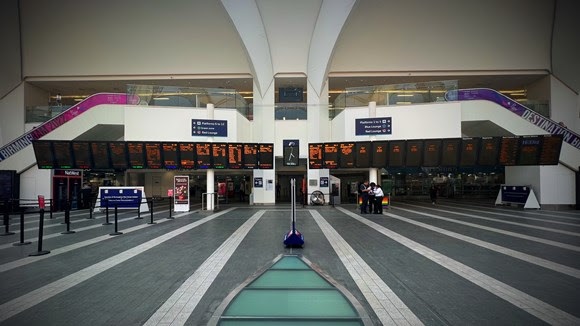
[201, 192, 220, 211]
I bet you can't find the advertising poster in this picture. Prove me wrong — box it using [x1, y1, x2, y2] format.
[174, 175, 190, 212]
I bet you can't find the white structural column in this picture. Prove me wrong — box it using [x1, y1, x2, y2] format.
[368, 101, 379, 184]
[206, 103, 215, 210]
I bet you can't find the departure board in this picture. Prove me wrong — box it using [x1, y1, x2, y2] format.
[243, 144, 259, 169]
[228, 143, 243, 169]
[259, 143, 274, 169]
[355, 142, 371, 168]
[441, 138, 461, 167]
[109, 142, 128, 170]
[498, 137, 519, 166]
[33, 141, 54, 169]
[339, 142, 356, 168]
[72, 142, 91, 169]
[423, 139, 441, 167]
[323, 143, 339, 169]
[127, 142, 145, 169]
[179, 143, 196, 169]
[309, 143, 323, 169]
[539, 135, 563, 165]
[52, 141, 73, 169]
[196, 143, 212, 169]
[459, 138, 478, 166]
[478, 137, 500, 166]
[212, 143, 228, 169]
[405, 140, 423, 167]
[162, 142, 179, 169]
[516, 136, 541, 165]
[91, 142, 110, 169]
[145, 142, 162, 169]
[388, 140, 405, 167]
[371, 141, 388, 168]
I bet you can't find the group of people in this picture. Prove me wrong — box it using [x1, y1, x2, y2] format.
[358, 180, 385, 214]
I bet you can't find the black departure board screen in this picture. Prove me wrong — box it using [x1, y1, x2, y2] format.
[405, 140, 423, 167]
[196, 143, 212, 169]
[324, 143, 339, 169]
[72, 142, 91, 169]
[109, 142, 128, 170]
[539, 135, 563, 165]
[371, 141, 388, 168]
[339, 142, 356, 168]
[145, 142, 162, 169]
[499, 137, 519, 166]
[478, 137, 500, 166]
[441, 138, 461, 167]
[91, 142, 110, 169]
[355, 142, 371, 168]
[228, 143, 243, 169]
[423, 139, 441, 167]
[388, 140, 405, 167]
[33, 141, 54, 169]
[517, 136, 542, 166]
[243, 144, 259, 169]
[459, 138, 478, 166]
[259, 143, 274, 169]
[127, 142, 145, 169]
[179, 143, 196, 169]
[212, 143, 228, 169]
[309, 143, 323, 169]
[162, 142, 178, 169]
[52, 141, 73, 169]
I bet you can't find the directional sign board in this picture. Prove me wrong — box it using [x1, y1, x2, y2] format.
[191, 119, 228, 137]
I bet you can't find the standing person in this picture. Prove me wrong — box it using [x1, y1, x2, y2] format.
[373, 184, 384, 214]
[358, 180, 370, 214]
[367, 182, 376, 214]
[429, 184, 438, 205]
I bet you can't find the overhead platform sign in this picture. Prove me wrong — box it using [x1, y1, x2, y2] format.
[191, 119, 227, 137]
[355, 117, 392, 135]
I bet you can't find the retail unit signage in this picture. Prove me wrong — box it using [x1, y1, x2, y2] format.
[355, 117, 392, 136]
[191, 119, 228, 137]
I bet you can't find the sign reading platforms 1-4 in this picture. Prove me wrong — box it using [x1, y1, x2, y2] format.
[355, 117, 392, 135]
[191, 119, 228, 137]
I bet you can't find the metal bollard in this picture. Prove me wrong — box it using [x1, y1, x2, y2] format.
[29, 209, 50, 256]
[1, 206, 15, 236]
[13, 210, 31, 246]
[102, 200, 112, 225]
[110, 205, 123, 235]
[148, 199, 156, 224]
[167, 197, 174, 219]
[87, 200, 93, 219]
[61, 205, 75, 234]
[135, 199, 142, 220]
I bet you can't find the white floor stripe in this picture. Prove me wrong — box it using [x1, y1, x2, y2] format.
[0, 208, 236, 322]
[383, 211, 580, 279]
[310, 210, 424, 326]
[438, 200, 580, 220]
[337, 207, 580, 325]
[399, 203, 580, 237]
[393, 206, 580, 252]
[144, 210, 264, 326]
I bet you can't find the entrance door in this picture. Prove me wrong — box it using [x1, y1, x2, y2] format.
[277, 174, 304, 203]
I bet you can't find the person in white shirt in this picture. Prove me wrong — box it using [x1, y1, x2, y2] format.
[373, 185, 384, 214]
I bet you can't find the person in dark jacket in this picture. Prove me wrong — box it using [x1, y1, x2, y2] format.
[359, 180, 370, 213]
[429, 184, 438, 204]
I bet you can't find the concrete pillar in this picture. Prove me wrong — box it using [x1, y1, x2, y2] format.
[206, 103, 215, 210]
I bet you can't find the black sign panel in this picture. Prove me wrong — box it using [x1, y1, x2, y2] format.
[388, 140, 405, 167]
[145, 142, 162, 169]
[355, 142, 371, 168]
[283, 140, 299, 166]
[459, 138, 479, 166]
[179, 143, 196, 169]
[228, 143, 243, 169]
[72, 142, 91, 169]
[52, 141, 74, 169]
[499, 137, 519, 166]
[127, 142, 145, 169]
[323, 143, 339, 169]
[339, 142, 356, 168]
[259, 143, 274, 169]
[423, 139, 441, 167]
[441, 138, 461, 167]
[33, 141, 54, 169]
[405, 140, 423, 167]
[371, 141, 388, 168]
[517, 136, 542, 166]
[90, 142, 110, 169]
[212, 143, 228, 169]
[478, 137, 500, 166]
[162, 142, 179, 169]
[539, 135, 563, 165]
[309, 143, 323, 169]
[196, 143, 212, 169]
[243, 144, 259, 169]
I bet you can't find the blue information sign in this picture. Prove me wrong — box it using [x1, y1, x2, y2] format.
[254, 177, 263, 188]
[501, 186, 530, 204]
[191, 119, 228, 137]
[320, 177, 329, 187]
[100, 188, 142, 208]
[355, 117, 392, 135]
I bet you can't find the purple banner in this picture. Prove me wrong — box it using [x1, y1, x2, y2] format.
[0, 93, 139, 163]
[446, 88, 580, 150]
